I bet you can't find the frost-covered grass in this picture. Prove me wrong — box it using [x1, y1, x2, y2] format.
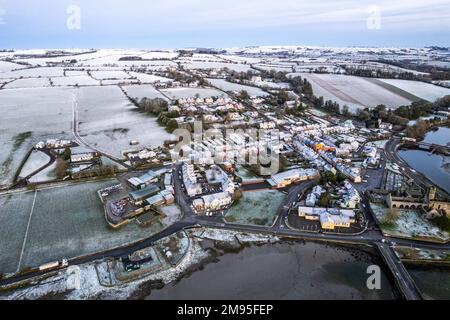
[76, 86, 172, 157]
[378, 79, 450, 102]
[0, 180, 170, 274]
[254, 64, 294, 72]
[28, 161, 57, 183]
[217, 54, 263, 65]
[159, 204, 182, 226]
[207, 78, 268, 97]
[234, 166, 262, 183]
[254, 80, 290, 89]
[0, 61, 24, 73]
[0, 191, 37, 273]
[293, 64, 345, 73]
[122, 84, 168, 101]
[393, 246, 450, 261]
[139, 51, 178, 60]
[4, 78, 51, 89]
[297, 73, 413, 113]
[181, 61, 252, 72]
[18, 150, 50, 178]
[0, 67, 64, 79]
[90, 70, 131, 80]
[0, 87, 74, 186]
[225, 190, 285, 226]
[65, 70, 88, 77]
[127, 72, 172, 83]
[370, 203, 449, 241]
[51, 76, 100, 87]
[12, 50, 115, 67]
[160, 87, 226, 100]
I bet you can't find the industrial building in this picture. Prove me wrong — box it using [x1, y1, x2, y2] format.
[129, 184, 160, 204]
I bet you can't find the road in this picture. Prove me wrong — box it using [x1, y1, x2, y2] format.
[384, 137, 432, 189]
[2, 142, 450, 299]
[375, 243, 422, 300]
[11, 148, 57, 189]
[271, 181, 314, 229]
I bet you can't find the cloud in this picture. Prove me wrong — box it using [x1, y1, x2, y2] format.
[5, 0, 449, 31]
[1, 0, 449, 47]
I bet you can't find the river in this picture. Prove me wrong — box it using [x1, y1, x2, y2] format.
[145, 241, 397, 300]
[399, 127, 450, 194]
[407, 266, 450, 300]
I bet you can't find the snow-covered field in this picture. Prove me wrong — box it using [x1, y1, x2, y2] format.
[127, 71, 172, 83]
[4, 78, 51, 89]
[139, 51, 178, 60]
[122, 85, 168, 101]
[18, 150, 50, 178]
[85, 59, 177, 70]
[293, 64, 345, 73]
[160, 87, 226, 100]
[0, 61, 24, 73]
[181, 61, 252, 72]
[253, 80, 290, 89]
[65, 70, 88, 77]
[51, 75, 100, 87]
[0, 87, 74, 186]
[0, 67, 65, 79]
[0, 180, 165, 275]
[378, 79, 450, 102]
[11, 50, 110, 67]
[75, 86, 172, 157]
[225, 190, 285, 226]
[207, 78, 268, 97]
[28, 161, 57, 183]
[371, 204, 449, 241]
[297, 73, 414, 112]
[100, 79, 139, 86]
[90, 70, 131, 80]
[218, 54, 263, 64]
[255, 63, 294, 72]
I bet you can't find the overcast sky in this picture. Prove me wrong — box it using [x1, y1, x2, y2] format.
[1, 0, 449, 49]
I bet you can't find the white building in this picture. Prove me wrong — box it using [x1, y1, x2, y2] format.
[268, 168, 319, 188]
[182, 163, 202, 197]
[297, 206, 356, 230]
[305, 193, 316, 207]
[201, 192, 232, 211]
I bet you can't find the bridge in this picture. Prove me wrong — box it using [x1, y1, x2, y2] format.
[0, 160, 442, 299]
[401, 141, 450, 156]
[375, 243, 423, 300]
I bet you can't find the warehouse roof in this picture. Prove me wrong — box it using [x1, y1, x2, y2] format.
[129, 184, 160, 201]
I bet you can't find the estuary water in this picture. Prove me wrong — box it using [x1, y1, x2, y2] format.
[146, 241, 397, 300]
[399, 127, 450, 193]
